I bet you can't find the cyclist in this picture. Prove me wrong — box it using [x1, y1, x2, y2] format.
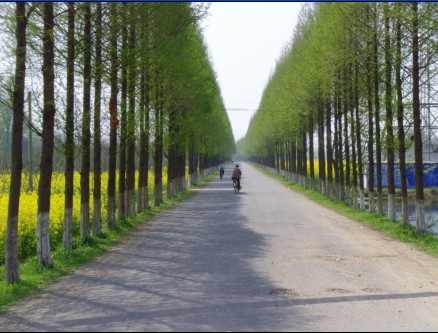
[219, 163, 225, 180]
[231, 164, 242, 190]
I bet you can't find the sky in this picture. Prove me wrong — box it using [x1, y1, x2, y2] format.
[201, 2, 303, 142]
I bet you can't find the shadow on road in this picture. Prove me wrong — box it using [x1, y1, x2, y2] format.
[0, 168, 309, 331]
[6, 166, 437, 331]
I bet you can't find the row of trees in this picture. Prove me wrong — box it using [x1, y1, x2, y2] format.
[241, 3, 438, 235]
[4, 2, 235, 284]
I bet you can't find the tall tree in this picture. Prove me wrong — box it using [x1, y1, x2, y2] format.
[6, 2, 27, 283]
[354, 60, 365, 209]
[350, 67, 358, 208]
[126, 3, 137, 217]
[374, 3, 384, 214]
[137, 59, 150, 212]
[412, 2, 426, 235]
[317, 101, 326, 195]
[63, 1, 75, 250]
[137, 5, 149, 213]
[343, 86, 351, 205]
[384, 4, 396, 221]
[154, 76, 164, 206]
[118, 4, 128, 219]
[80, 2, 92, 238]
[308, 114, 315, 191]
[395, 3, 409, 225]
[37, 2, 55, 267]
[326, 101, 334, 200]
[93, 2, 103, 235]
[364, 4, 375, 213]
[107, 2, 119, 230]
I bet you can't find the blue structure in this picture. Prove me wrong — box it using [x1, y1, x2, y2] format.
[374, 163, 438, 188]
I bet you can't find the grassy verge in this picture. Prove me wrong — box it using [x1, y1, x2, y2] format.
[254, 165, 438, 258]
[0, 173, 215, 311]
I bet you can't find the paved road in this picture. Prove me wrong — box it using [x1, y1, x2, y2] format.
[2, 162, 438, 331]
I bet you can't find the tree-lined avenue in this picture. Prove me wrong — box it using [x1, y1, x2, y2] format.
[1, 163, 438, 331]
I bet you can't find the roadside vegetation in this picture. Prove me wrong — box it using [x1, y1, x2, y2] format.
[2, 2, 235, 287]
[256, 165, 438, 258]
[240, 2, 438, 239]
[0, 172, 215, 311]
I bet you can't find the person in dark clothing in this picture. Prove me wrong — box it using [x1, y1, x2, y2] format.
[231, 164, 242, 190]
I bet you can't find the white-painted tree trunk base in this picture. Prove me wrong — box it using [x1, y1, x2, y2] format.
[369, 192, 375, 213]
[401, 197, 409, 225]
[352, 189, 358, 209]
[167, 180, 175, 199]
[320, 182, 326, 197]
[377, 193, 384, 214]
[63, 209, 73, 250]
[127, 190, 135, 217]
[93, 200, 102, 236]
[388, 193, 396, 221]
[80, 203, 90, 238]
[360, 190, 365, 210]
[155, 184, 162, 206]
[107, 197, 116, 229]
[37, 212, 51, 267]
[416, 200, 426, 236]
[6, 216, 20, 283]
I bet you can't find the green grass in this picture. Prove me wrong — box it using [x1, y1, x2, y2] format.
[0, 173, 215, 311]
[254, 165, 438, 258]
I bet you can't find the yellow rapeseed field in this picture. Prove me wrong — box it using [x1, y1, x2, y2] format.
[0, 170, 163, 264]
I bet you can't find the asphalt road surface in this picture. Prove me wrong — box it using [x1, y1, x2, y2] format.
[2, 162, 438, 332]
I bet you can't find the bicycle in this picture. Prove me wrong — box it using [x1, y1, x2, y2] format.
[232, 178, 240, 193]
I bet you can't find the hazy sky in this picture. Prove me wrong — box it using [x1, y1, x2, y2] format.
[201, 2, 303, 141]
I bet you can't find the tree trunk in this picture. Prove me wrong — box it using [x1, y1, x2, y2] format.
[167, 101, 180, 199]
[80, 3, 92, 238]
[107, 2, 119, 230]
[384, 5, 396, 221]
[138, 72, 146, 212]
[37, 2, 55, 268]
[27, 91, 33, 192]
[326, 101, 334, 200]
[337, 94, 344, 201]
[350, 68, 358, 209]
[297, 138, 302, 185]
[118, 11, 128, 220]
[366, 5, 375, 213]
[366, 28, 375, 213]
[126, 8, 137, 217]
[302, 131, 307, 189]
[6, 2, 26, 283]
[188, 141, 197, 187]
[318, 102, 326, 195]
[354, 61, 365, 210]
[63, 2, 75, 249]
[154, 80, 164, 206]
[309, 115, 315, 191]
[335, 91, 345, 201]
[396, 6, 409, 225]
[412, 2, 426, 235]
[374, 4, 383, 214]
[93, 3, 103, 236]
[143, 69, 150, 209]
[291, 138, 297, 183]
[343, 93, 351, 205]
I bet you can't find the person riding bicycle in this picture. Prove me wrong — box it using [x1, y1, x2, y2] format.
[231, 164, 242, 190]
[219, 163, 225, 179]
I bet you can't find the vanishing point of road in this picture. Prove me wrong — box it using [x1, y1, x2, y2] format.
[2, 162, 438, 332]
